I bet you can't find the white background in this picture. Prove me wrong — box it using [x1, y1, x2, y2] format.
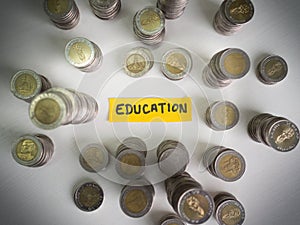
[0, 0, 299, 224]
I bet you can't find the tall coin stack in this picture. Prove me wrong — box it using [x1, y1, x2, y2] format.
[165, 172, 214, 224]
[44, 0, 80, 30]
[133, 7, 166, 45]
[203, 48, 250, 88]
[10, 69, 52, 102]
[248, 113, 299, 152]
[88, 0, 121, 20]
[12, 134, 54, 167]
[157, 0, 189, 19]
[213, 0, 254, 35]
[29, 87, 98, 130]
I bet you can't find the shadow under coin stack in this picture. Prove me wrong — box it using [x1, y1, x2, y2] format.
[10, 69, 52, 102]
[248, 113, 299, 152]
[203, 48, 250, 88]
[44, 0, 80, 30]
[115, 137, 147, 180]
[65, 37, 103, 73]
[120, 179, 155, 218]
[165, 172, 214, 224]
[29, 87, 98, 130]
[214, 192, 246, 225]
[213, 0, 254, 35]
[12, 134, 54, 167]
[203, 146, 246, 182]
[133, 7, 166, 45]
[157, 0, 189, 19]
[88, 0, 121, 20]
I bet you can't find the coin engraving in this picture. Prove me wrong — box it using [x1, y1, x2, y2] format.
[275, 127, 295, 144]
[183, 194, 209, 221]
[214, 105, 236, 126]
[230, 4, 250, 16]
[221, 205, 242, 225]
[126, 54, 146, 74]
[47, 0, 69, 14]
[265, 60, 284, 79]
[15, 74, 37, 97]
[34, 98, 61, 124]
[69, 42, 92, 64]
[16, 139, 38, 161]
[75, 183, 104, 211]
[186, 196, 205, 218]
[166, 53, 187, 75]
[140, 10, 161, 32]
[219, 154, 241, 178]
[124, 189, 147, 213]
[228, 0, 253, 22]
[224, 53, 246, 76]
[120, 153, 142, 175]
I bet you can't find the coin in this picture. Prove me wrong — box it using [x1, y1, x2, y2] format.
[157, 0, 189, 19]
[74, 182, 104, 212]
[160, 213, 186, 225]
[89, 0, 121, 20]
[34, 98, 61, 125]
[224, 0, 254, 24]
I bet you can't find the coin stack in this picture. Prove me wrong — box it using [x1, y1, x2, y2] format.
[65, 37, 103, 72]
[115, 137, 147, 180]
[12, 134, 54, 167]
[157, 0, 189, 19]
[124, 47, 154, 78]
[120, 179, 155, 218]
[203, 48, 250, 88]
[161, 48, 193, 80]
[10, 69, 52, 102]
[133, 7, 166, 45]
[248, 113, 299, 152]
[165, 172, 214, 224]
[205, 101, 240, 131]
[44, 0, 80, 30]
[202, 146, 246, 182]
[157, 140, 189, 177]
[214, 192, 245, 225]
[213, 0, 254, 35]
[160, 213, 186, 225]
[256, 55, 288, 85]
[73, 181, 104, 212]
[29, 87, 98, 130]
[79, 144, 110, 173]
[88, 0, 121, 20]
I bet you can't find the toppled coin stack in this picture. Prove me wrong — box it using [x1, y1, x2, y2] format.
[29, 87, 98, 130]
[120, 179, 155, 218]
[79, 144, 110, 172]
[213, 0, 254, 35]
[203, 146, 246, 182]
[88, 0, 121, 20]
[203, 48, 250, 88]
[161, 48, 192, 80]
[256, 55, 288, 85]
[44, 0, 80, 30]
[10, 69, 52, 102]
[65, 37, 103, 72]
[157, 0, 189, 19]
[248, 113, 299, 152]
[214, 192, 246, 225]
[205, 101, 240, 131]
[73, 181, 104, 212]
[157, 140, 189, 177]
[123, 47, 154, 78]
[160, 213, 186, 225]
[12, 134, 54, 167]
[115, 137, 147, 180]
[133, 7, 166, 45]
[165, 172, 214, 224]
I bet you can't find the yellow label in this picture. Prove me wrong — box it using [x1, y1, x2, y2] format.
[109, 97, 192, 122]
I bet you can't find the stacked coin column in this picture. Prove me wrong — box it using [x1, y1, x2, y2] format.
[88, 0, 121, 20]
[157, 0, 189, 19]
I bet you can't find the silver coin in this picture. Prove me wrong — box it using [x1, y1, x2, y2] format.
[89, 0, 121, 20]
[157, 0, 189, 19]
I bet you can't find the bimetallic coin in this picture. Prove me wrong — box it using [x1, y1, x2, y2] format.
[157, 0, 189, 19]
[88, 0, 121, 20]
[160, 213, 186, 225]
[79, 144, 110, 172]
[161, 48, 192, 80]
[74, 182, 104, 212]
[224, 0, 254, 24]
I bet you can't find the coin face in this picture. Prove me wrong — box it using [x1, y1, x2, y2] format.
[216, 199, 245, 225]
[74, 182, 104, 212]
[259, 55, 288, 83]
[80, 144, 109, 172]
[126, 54, 147, 74]
[16, 139, 38, 161]
[34, 98, 61, 125]
[68, 42, 92, 65]
[46, 0, 70, 15]
[14, 73, 38, 97]
[119, 153, 142, 175]
[140, 9, 161, 32]
[166, 53, 188, 75]
[225, 0, 254, 24]
[124, 189, 147, 213]
[224, 53, 246, 76]
[268, 120, 299, 152]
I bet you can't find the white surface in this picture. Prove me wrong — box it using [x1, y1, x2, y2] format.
[0, 0, 300, 225]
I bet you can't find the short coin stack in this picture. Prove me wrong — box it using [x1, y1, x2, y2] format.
[44, 0, 80, 30]
[88, 0, 121, 20]
[157, 0, 189, 19]
[203, 48, 250, 88]
[213, 0, 254, 35]
[133, 7, 166, 45]
[12, 134, 54, 167]
[29, 87, 98, 130]
[248, 113, 299, 152]
[256, 55, 288, 85]
[160, 214, 186, 225]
